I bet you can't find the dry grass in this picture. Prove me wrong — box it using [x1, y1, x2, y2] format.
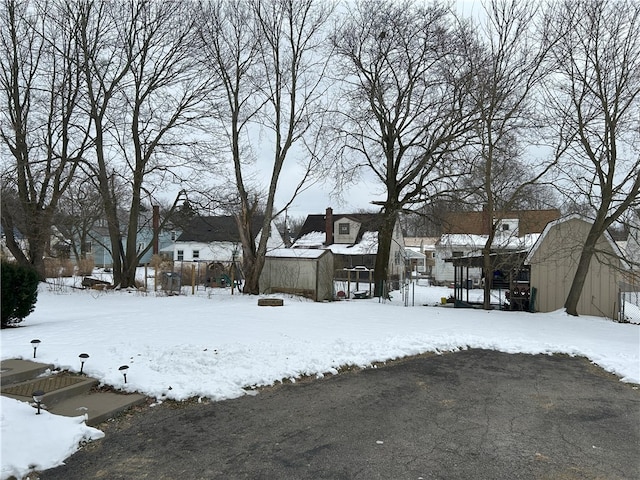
[77, 256, 95, 276]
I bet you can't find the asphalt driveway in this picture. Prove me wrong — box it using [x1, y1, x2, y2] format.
[41, 349, 640, 480]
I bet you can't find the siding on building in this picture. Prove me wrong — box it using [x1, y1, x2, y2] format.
[526, 215, 623, 319]
[260, 249, 334, 301]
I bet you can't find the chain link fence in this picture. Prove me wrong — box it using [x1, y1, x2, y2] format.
[619, 281, 640, 324]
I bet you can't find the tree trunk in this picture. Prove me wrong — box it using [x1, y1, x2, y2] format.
[235, 202, 260, 295]
[373, 211, 397, 298]
[243, 252, 265, 295]
[564, 222, 602, 316]
[122, 174, 144, 289]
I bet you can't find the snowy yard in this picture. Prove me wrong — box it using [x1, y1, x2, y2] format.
[1, 278, 639, 479]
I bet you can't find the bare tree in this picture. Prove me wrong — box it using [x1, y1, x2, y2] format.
[197, 0, 265, 291]
[53, 174, 104, 262]
[463, 0, 555, 309]
[199, 0, 335, 294]
[77, 0, 212, 287]
[546, 0, 640, 316]
[332, 0, 478, 296]
[0, 0, 90, 278]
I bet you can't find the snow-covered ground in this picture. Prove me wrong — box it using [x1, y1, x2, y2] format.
[1, 278, 639, 480]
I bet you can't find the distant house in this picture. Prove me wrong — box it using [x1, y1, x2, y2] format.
[171, 216, 283, 263]
[292, 208, 405, 278]
[83, 225, 179, 269]
[433, 209, 561, 284]
[404, 237, 438, 277]
[525, 214, 628, 319]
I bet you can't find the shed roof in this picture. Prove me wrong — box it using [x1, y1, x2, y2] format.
[524, 214, 628, 268]
[267, 248, 330, 259]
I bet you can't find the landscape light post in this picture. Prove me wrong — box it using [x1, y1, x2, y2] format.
[32, 390, 45, 414]
[79, 353, 89, 374]
[119, 365, 129, 384]
[30, 339, 41, 358]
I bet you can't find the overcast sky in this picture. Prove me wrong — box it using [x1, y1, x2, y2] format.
[269, 0, 485, 219]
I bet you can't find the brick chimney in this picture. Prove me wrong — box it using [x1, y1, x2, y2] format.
[325, 207, 333, 245]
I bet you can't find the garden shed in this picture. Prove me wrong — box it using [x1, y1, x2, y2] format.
[525, 215, 626, 319]
[260, 248, 334, 301]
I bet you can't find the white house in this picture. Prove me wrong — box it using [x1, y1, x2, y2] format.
[434, 233, 540, 285]
[403, 237, 438, 277]
[171, 216, 283, 263]
[432, 209, 560, 285]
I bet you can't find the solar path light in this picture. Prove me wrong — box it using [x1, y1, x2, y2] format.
[32, 390, 45, 414]
[79, 353, 89, 374]
[119, 365, 129, 384]
[30, 339, 41, 358]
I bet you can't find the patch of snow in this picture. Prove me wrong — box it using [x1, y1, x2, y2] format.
[1, 279, 638, 479]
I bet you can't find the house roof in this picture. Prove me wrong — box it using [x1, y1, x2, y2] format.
[293, 213, 383, 249]
[438, 233, 540, 250]
[294, 212, 384, 245]
[443, 209, 560, 235]
[177, 216, 264, 243]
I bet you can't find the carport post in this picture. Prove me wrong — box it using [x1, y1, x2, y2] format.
[191, 264, 196, 295]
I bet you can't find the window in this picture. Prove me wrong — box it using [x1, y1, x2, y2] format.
[193, 250, 200, 260]
[177, 250, 184, 261]
[502, 223, 510, 231]
[338, 223, 350, 235]
[452, 251, 463, 258]
[82, 241, 92, 254]
[170, 231, 177, 241]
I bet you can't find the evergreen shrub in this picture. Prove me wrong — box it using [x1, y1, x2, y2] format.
[1, 261, 39, 328]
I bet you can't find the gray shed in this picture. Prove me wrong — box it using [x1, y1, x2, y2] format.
[260, 248, 334, 301]
[525, 215, 626, 319]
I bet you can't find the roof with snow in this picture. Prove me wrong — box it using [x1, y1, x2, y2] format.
[266, 248, 329, 259]
[438, 233, 540, 250]
[326, 231, 379, 255]
[292, 231, 326, 248]
[293, 212, 383, 244]
[292, 231, 380, 255]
